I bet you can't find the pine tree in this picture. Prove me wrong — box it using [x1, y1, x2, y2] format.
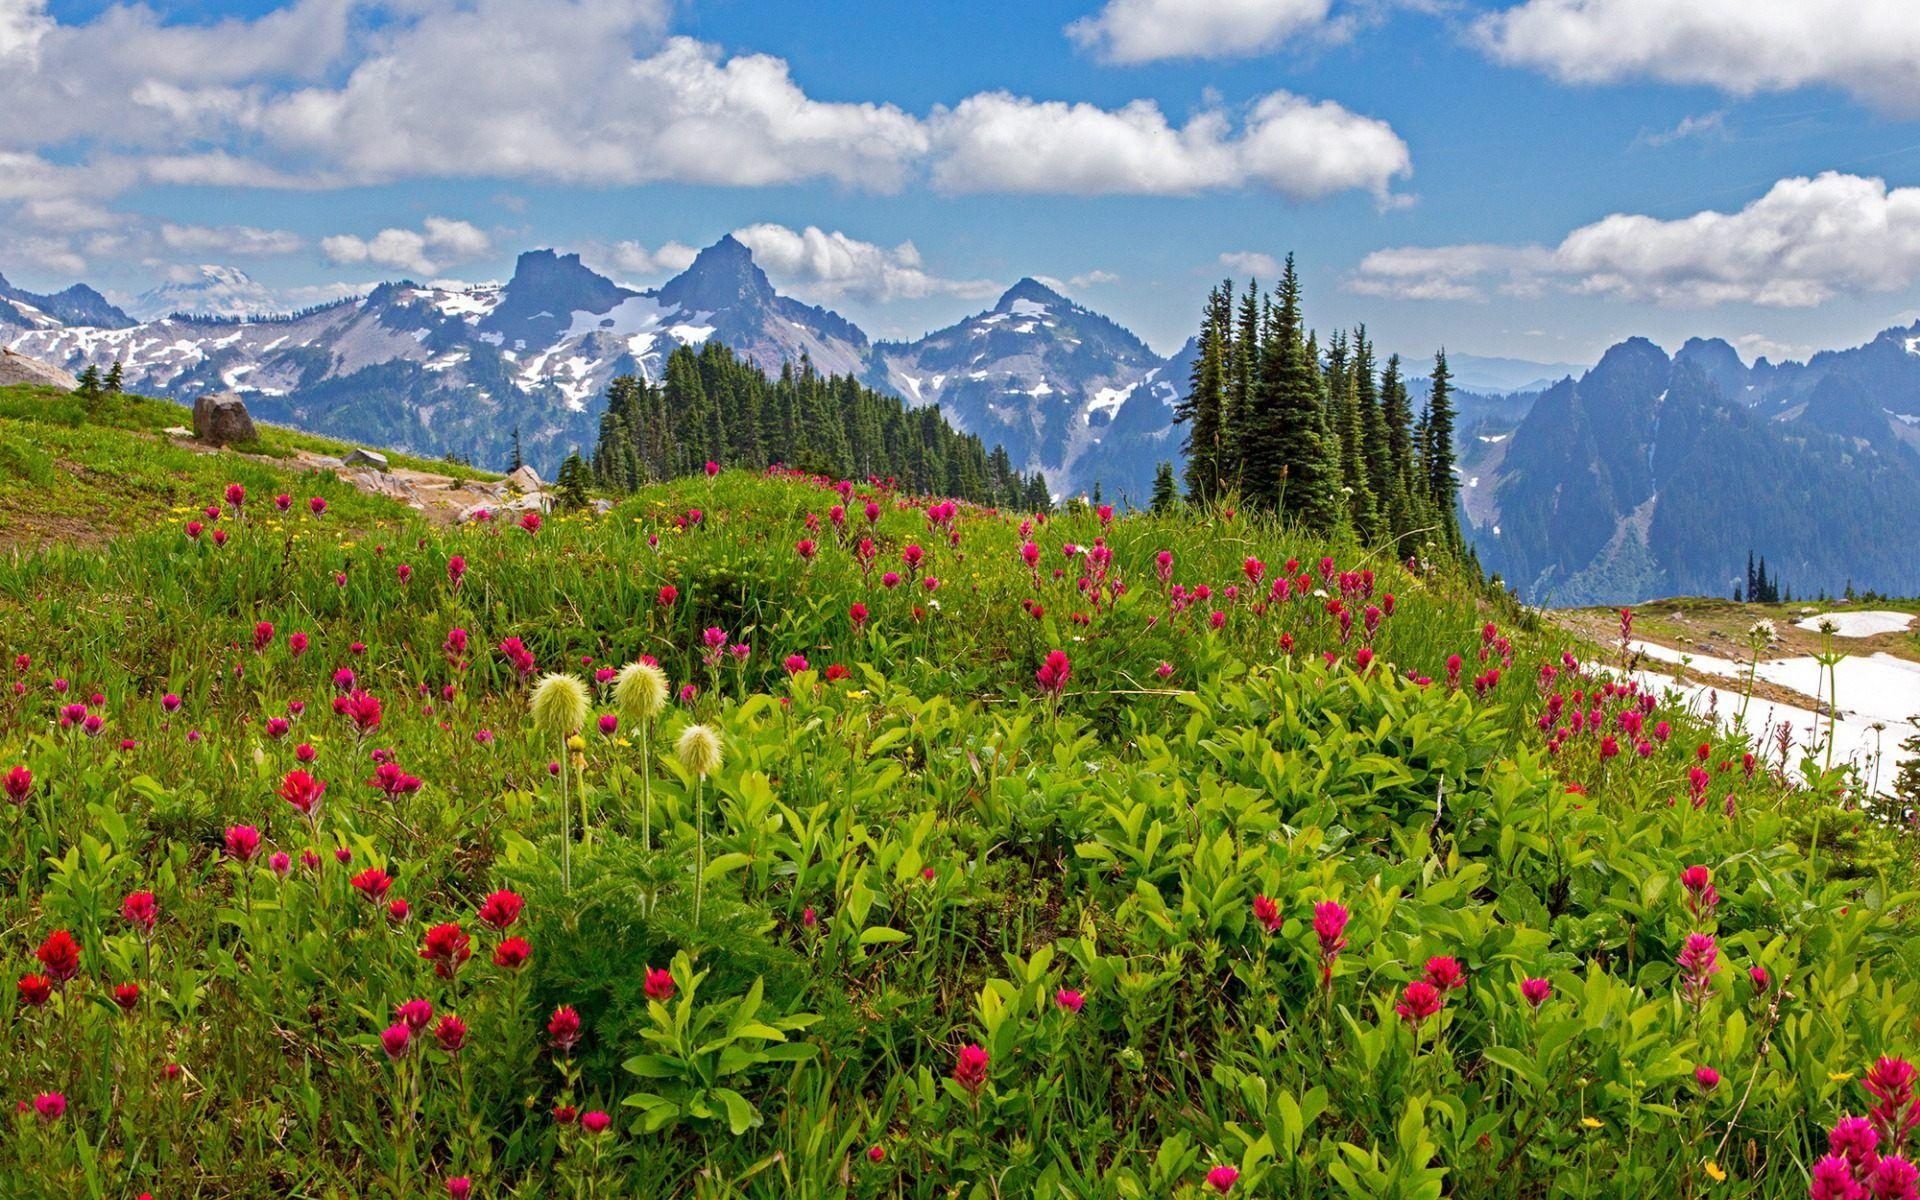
[1175, 283, 1231, 504]
[1245, 256, 1335, 528]
[554, 451, 592, 511]
[104, 360, 123, 394]
[1354, 329, 1392, 542]
[1326, 332, 1378, 538]
[1227, 280, 1262, 485]
[1380, 353, 1418, 546]
[1150, 461, 1178, 514]
[510, 428, 525, 473]
[1424, 351, 1460, 546]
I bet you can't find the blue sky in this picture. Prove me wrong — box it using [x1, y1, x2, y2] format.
[7, 0, 1920, 365]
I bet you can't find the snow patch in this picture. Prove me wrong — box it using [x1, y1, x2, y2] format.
[1794, 611, 1916, 638]
[1088, 383, 1136, 418]
[1008, 299, 1049, 317]
[1478, 433, 1509, 444]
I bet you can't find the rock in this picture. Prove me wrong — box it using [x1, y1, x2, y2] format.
[504, 465, 542, 493]
[192, 392, 257, 447]
[0, 348, 79, 392]
[343, 448, 389, 471]
[503, 491, 553, 513]
[162, 425, 192, 438]
[592, 498, 614, 515]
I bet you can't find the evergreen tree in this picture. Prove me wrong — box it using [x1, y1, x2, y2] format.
[1245, 256, 1336, 528]
[1175, 283, 1231, 504]
[104, 360, 123, 395]
[1424, 351, 1460, 545]
[1380, 353, 1418, 546]
[76, 364, 101, 398]
[1150, 461, 1178, 514]
[1326, 332, 1378, 538]
[554, 451, 592, 511]
[510, 428, 525, 473]
[1227, 281, 1262, 485]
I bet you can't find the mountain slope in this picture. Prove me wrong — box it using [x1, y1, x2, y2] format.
[1472, 337, 1920, 603]
[869, 278, 1177, 501]
[0, 271, 132, 331]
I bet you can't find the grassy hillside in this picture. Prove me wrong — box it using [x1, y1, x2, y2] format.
[0, 384, 497, 549]
[0, 411, 1914, 1197]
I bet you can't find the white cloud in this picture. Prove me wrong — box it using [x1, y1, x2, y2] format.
[1070, 269, 1120, 288]
[1068, 0, 1338, 63]
[1636, 110, 1727, 148]
[593, 239, 700, 280]
[320, 217, 492, 276]
[1476, 0, 1920, 114]
[731, 224, 999, 303]
[1218, 250, 1284, 278]
[1732, 332, 1810, 363]
[1348, 172, 1920, 308]
[929, 90, 1410, 201]
[160, 223, 307, 257]
[260, 28, 929, 190]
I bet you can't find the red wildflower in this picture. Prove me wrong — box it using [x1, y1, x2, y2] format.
[493, 936, 532, 970]
[419, 922, 472, 979]
[350, 867, 393, 902]
[1422, 955, 1467, 992]
[17, 973, 52, 1007]
[434, 1014, 468, 1053]
[121, 890, 158, 933]
[644, 967, 675, 1001]
[1206, 1166, 1240, 1194]
[1252, 894, 1282, 933]
[953, 1043, 990, 1094]
[224, 824, 262, 862]
[380, 1022, 412, 1060]
[548, 1004, 582, 1053]
[3, 765, 29, 804]
[476, 888, 525, 931]
[395, 998, 434, 1031]
[1035, 650, 1071, 697]
[36, 929, 81, 983]
[278, 769, 326, 816]
[1520, 977, 1552, 1008]
[1396, 980, 1444, 1028]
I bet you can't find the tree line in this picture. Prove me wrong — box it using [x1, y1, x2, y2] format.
[589, 340, 1049, 510]
[1167, 256, 1460, 554]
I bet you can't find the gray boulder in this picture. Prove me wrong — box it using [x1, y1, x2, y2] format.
[0, 348, 79, 392]
[344, 448, 389, 471]
[504, 465, 542, 493]
[192, 392, 257, 447]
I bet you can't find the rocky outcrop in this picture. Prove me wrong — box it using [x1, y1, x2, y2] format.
[192, 392, 258, 447]
[0, 348, 78, 391]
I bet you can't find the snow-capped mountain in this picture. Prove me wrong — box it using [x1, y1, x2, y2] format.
[869, 278, 1178, 500]
[0, 272, 132, 332]
[2, 237, 1182, 493]
[130, 266, 284, 322]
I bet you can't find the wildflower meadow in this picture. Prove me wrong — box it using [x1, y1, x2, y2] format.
[1, 450, 1916, 1198]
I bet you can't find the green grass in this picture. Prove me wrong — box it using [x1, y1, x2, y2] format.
[0, 463, 1912, 1198]
[0, 385, 493, 546]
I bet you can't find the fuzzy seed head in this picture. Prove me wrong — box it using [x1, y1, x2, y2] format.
[675, 723, 723, 778]
[529, 672, 590, 740]
[614, 660, 669, 724]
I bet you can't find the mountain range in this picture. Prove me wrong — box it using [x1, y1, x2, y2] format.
[8, 237, 1920, 601]
[1465, 330, 1920, 604]
[1, 237, 1190, 500]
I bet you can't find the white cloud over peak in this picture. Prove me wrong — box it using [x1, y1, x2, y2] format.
[1476, 0, 1920, 114]
[592, 240, 701, 281]
[1348, 172, 1920, 308]
[732, 224, 999, 304]
[929, 90, 1410, 201]
[1068, 0, 1339, 63]
[160, 223, 307, 258]
[320, 217, 492, 276]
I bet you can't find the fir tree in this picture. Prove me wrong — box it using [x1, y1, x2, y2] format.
[510, 428, 525, 473]
[1380, 353, 1418, 546]
[104, 360, 123, 394]
[1245, 256, 1336, 528]
[1425, 351, 1460, 545]
[1227, 280, 1262, 485]
[1175, 283, 1231, 504]
[1150, 461, 1178, 514]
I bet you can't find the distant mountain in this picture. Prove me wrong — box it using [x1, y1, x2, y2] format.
[868, 278, 1178, 501]
[1469, 333, 1920, 604]
[131, 266, 283, 321]
[1433, 352, 1586, 396]
[0, 239, 1180, 493]
[0, 272, 132, 331]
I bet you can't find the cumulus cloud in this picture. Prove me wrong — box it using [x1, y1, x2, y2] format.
[1068, 0, 1338, 63]
[320, 217, 492, 276]
[929, 90, 1410, 201]
[1476, 0, 1920, 114]
[591, 239, 701, 281]
[732, 224, 999, 303]
[1217, 250, 1285, 278]
[1348, 172, 1920, 307]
